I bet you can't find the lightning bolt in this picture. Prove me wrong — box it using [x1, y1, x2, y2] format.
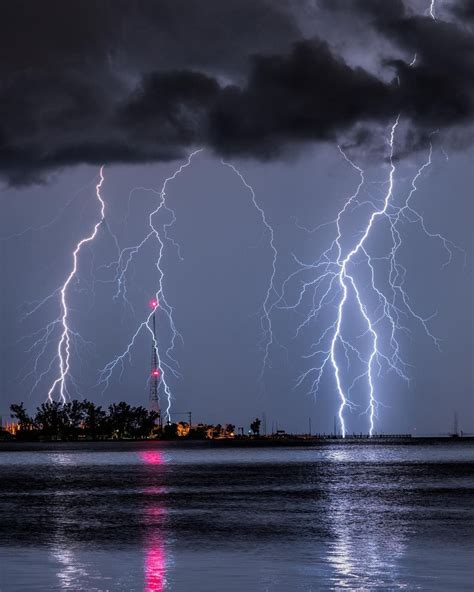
[221, 160, 279, 384]
[20, 167, 106, 402]
[428, 0, 436, 20]
[280, 117, 462, 437]
[0, 176, 98, 243]
[99, 151, 202, 422]
[47, 167, 106, 402]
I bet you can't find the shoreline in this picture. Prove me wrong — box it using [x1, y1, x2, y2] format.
[1, 435, 473, 450]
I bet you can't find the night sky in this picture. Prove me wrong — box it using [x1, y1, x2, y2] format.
[0, 0, 473, 435]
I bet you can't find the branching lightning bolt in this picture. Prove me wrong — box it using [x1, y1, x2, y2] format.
[47, 167, 106, 402]
[99, 151, 202, 421]
[279, 117, 462, 437]
[221, 160, 279, 385]
[21, 167, 107, 402]
[0, 177, 98, 243]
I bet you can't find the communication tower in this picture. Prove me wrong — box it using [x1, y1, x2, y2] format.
[149, 300, 161, 425]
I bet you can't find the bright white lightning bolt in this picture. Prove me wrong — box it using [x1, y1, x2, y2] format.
[327, 120, 398, 438]
[18, 171, 123, 401]
[428, 0, 436, 20]
[99, 151, 202, 422]
[221, 160, 279, 384]
[46, 167, 106, 402]
[280, 117, 462, 437]
[19, 167, 107, 402]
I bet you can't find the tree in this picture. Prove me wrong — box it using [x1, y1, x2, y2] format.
[35, 401, 67, 439]
[186, 423, 210, 440]
[163, 422, 178, 439]
[250, 417, 261, 436]
[63, 399, 85, 440]
[225, 424, 235, 437]
[129, 406, 159, 439]
[82, 400, 107, 439]
[212, 423, 222, 439]
[10, 402, 33, 430]
[108, 402, 133, 439]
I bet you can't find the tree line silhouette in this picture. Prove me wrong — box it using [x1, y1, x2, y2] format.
[7, 401, 249, 441]
[9, 400, 159, 440]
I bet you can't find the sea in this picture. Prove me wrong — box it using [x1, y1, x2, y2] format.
[0, 440, 472, 591]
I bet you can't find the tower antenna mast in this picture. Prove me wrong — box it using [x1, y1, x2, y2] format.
[149, 299, 161, 427]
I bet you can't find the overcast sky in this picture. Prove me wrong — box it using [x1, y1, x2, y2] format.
[1, 0, 473, 434]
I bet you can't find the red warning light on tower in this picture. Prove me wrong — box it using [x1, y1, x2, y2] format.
[152, 369, 160, 377]
[149, 299, 159, 310]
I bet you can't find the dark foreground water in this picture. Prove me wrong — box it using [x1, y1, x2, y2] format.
[0, 441, 473, 591]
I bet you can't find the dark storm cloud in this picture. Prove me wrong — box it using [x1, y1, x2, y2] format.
[319, 0, 474, 125]
[316, 0, 474, 147]
[317, 0, 406, 22]
[120, 71, 220, 149]
[208, 40, 392, 158]
[0, 0, 301, 184]
[451, 0, 474, 20]
[0, 0, 299, 76]
[0, 39, 395, 184]
[1, 0, 474, 184]
[385, 19, 474, 126]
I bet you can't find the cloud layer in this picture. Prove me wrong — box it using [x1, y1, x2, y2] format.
[1, 0, 473, 184]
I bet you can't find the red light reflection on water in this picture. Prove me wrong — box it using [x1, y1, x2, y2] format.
[139, 450, 164, 465]
[145, 542, 166, 592]
[140, 448, 167, 592]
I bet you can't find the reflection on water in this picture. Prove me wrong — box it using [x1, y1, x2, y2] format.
[0, 441, 473, 591]
[327, 494, 407, 590]
[141, 450, 167, 592]
[50, 452, 76, 466]
[145, 542, 166, 592]
[53, 547, 85, 590]
[140, 450, 166, 466]
[49, 453, 95, 591]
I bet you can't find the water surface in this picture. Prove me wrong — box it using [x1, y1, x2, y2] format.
[0, 441, 472, 591]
